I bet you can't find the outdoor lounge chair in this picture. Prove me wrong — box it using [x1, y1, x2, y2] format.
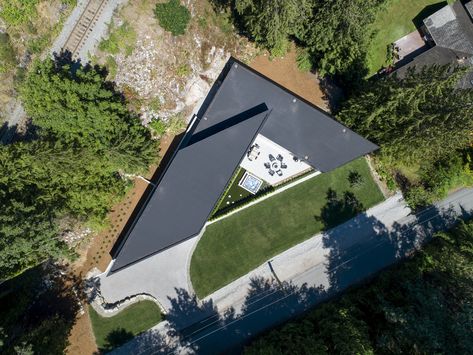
[269, 154, 275, 162]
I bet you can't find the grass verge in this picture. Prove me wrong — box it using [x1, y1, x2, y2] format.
[190, 158, 384, 298]
[89, 301, 162, 352]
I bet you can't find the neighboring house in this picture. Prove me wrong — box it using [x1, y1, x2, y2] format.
[396, 0, 473, 87]
[108, 58, 378, 274]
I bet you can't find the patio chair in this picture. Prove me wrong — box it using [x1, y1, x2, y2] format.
[269, 154, 275, 162]
[281, 163, 287, 169]
[276, 169, 283, 176]
[264, 162, 270, 169]
[277, 154, 283, 161]
[268, 169, 275, 176]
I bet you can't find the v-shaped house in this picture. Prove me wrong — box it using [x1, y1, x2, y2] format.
[109, 58, 378, 273]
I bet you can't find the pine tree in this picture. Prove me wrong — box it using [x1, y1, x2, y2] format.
[235, 0, 312, 56]
[337, 65, 473, 164]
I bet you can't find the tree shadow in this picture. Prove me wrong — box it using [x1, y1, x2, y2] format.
[315, 189, 364, 230]
[0, 122, 18, 145]
[0, 263, 86, 353]
[101, 328, 134, 352]
[322, 201, 473, 293]
[110, 197, 473, 354]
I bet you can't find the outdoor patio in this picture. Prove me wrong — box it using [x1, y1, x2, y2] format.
[393, 30, 428, 63]
[240, 134, 313, 186]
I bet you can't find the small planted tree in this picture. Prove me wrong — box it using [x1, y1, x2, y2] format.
[154, 0, 191, 36]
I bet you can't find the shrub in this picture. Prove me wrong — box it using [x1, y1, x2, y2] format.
[154, 0, 191, 36]
[99, 22, 136, 55]
[0, 32, 16, 73]
[296, 47, 312, 72]
[0, 0, 39, 26]
[149, 119, 166, 136]
[105, 56, 117, 78]
[176, 63, 191, 77]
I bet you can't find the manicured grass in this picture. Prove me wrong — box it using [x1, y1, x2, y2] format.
[213, 168, 270, 217]
[366, 0, 447, 76]
[89, 301, 162, 352]
[190, 158, 384, 298]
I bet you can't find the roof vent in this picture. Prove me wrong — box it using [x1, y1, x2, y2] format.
[292, 98, 297, 103]
[342, 128, 347, 133]
[304, 155, 309, 160]
[234, 64, 238, 68]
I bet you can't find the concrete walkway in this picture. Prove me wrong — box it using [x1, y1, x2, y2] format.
[112, 188, 473, 354]
[98, 235, 199, 310]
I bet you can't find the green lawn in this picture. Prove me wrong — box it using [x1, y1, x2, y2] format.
[212, 168, 271, 217]
[89, 301, 162, 352]
[190, 158, 384, 298]
[366, 0, 448, 76]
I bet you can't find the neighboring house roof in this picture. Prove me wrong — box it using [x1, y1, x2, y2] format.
[110, 58, 378, 273]
[396, 0, 473, 87]
[424, 1, 473, 55]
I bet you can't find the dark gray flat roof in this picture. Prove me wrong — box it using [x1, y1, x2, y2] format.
[110, 58, 377, 272]
[205, 62, 378, 172]
[110, 106, 270, 272]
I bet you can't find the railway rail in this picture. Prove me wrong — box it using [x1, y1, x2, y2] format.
[63, 0, 109, 58]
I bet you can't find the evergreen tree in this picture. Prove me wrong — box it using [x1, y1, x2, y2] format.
[235, 0, 313, 56]
[337, 65, 473, 164]
[21, 57, 155, 164]
[0, 56, 158, 279]
[0, 142, 70, 279]
[301, 0, 384, 82]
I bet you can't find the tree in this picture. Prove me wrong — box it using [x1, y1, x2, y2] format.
[235, 0, 313, 56]
[301, 0, 384, 83]
[0, 142, 71, 280]
[1, 56, 157, 278]
[21, 57, 155, 165]
[232, 0, 384, 83]
[337, 65, 473, 164]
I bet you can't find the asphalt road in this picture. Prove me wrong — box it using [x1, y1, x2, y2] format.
[112, 187, 473, 355]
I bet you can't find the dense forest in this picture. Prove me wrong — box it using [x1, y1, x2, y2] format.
[0, 57, 157, 280]
[246, 219, 473, 354]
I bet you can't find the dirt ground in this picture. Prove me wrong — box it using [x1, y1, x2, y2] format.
[250, 48, 328, 110]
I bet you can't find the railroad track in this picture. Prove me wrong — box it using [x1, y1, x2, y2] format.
[63, 0, 109, 58]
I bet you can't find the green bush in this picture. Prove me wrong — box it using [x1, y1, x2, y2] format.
[105, 56, 118, 78]
[154, 0, 191, 36]
[0, 0, 39, 26]
[176, 63, 191, 77]
[296, 47, 312, 72]
[149, 119, 166, 136]
[0, 32, 16, 73]
[99, 22, 136, 55]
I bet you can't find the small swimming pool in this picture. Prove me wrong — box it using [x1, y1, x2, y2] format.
[238, 171, 263, 194]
